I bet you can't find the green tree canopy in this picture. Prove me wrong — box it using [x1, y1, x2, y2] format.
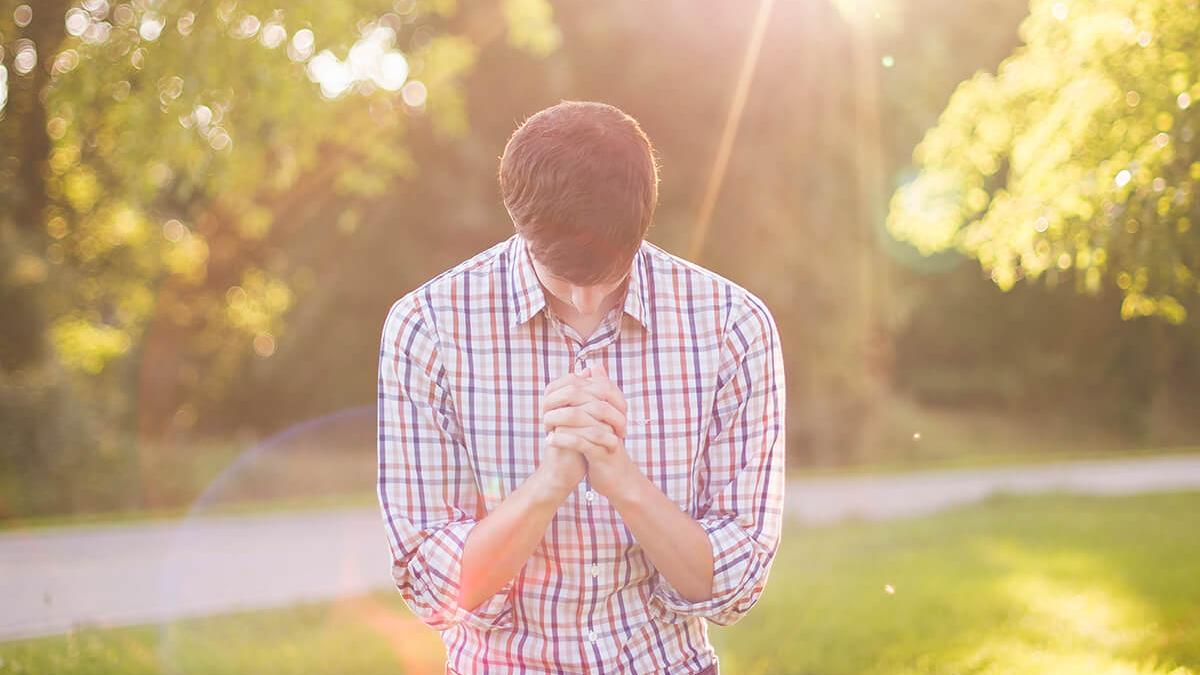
[0, 0, 557, 450]
[887, 0, 1200, 323]
[1, 0, 556, 376]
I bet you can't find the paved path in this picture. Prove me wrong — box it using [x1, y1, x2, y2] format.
[786, 453, 1200, 523]
[3, 453, 1199, 642]
[0, 508, 391, 643]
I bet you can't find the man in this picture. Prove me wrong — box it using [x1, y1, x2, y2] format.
[377, 100, 786, 674]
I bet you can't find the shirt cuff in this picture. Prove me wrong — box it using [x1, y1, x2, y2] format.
[647, 515, 761, 625]
[407, 520, 516, 632]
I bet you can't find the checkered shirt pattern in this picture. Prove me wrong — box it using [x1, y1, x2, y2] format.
[377, 232, 786, 674]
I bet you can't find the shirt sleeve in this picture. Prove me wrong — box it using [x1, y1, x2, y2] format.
[648, 295, 787, 626]
[377, 294, 516, 633]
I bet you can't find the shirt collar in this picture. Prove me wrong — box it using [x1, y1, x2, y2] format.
[507, 233, 653, 334]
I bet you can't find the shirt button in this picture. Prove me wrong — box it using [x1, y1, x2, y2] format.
[587, 630, 598, 643]
[585, 490, 595, 502]
[590, 564, 600, 578]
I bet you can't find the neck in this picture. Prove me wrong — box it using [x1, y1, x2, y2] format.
[549, 276, 630, 324]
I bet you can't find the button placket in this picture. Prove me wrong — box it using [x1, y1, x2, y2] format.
[575, 344, 615, 657]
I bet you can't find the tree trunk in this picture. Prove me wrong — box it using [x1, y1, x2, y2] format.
[0, 0, 67, 371]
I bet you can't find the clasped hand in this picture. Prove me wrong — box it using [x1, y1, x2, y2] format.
[541, 362, 636, 499]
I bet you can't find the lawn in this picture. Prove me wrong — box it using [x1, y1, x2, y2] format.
[2, 491, 1197, 674]
[716, 490, 1200, 675]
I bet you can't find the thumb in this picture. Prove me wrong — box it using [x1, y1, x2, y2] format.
[592, 361, 608, 379]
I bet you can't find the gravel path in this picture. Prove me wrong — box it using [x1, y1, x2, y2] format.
[3, 453, 1198, 642]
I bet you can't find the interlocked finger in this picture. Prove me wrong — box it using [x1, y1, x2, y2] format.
[548, 427, 608, 455]
[544, 405, 599, 435]
[542, 377, 626, 417]
[542, 398, 626, 439]
[543, 371, 591, 398]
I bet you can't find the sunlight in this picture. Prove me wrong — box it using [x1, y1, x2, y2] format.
[688, 0, 774, 261]
[950, 539, 1196, 675]
[1004, 573, 1149, 651]
[306, 24, 409, 100]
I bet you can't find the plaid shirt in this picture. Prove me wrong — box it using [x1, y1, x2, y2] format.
[377, 232, 786, 674]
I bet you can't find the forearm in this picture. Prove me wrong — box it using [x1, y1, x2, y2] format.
[458, 465, 571, 611]
[609, 470, 714, 602]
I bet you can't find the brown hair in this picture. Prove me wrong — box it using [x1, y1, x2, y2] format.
[499, 100, 660, 285]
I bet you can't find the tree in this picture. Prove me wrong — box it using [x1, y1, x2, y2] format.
[886, 0, 1200, 324]
[0, 0, 558, 510]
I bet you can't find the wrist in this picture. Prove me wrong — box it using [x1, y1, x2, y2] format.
[529, 464, 576, 507]
[606, 469, 649, 512]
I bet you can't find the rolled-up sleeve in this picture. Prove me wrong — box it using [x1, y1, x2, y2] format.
[649, 296, 786, 626]
[377, 294, 515, 632]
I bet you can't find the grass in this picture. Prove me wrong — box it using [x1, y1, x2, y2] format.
[0, 595, 436, 675]
[790, 444, 1200, 478]
[710, 490, 1200, 674]
[2, 491, 1197, 674]
[0, 491, 380, 532]
[810, 395, 1200, 477]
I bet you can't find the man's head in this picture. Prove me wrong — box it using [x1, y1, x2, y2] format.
[499, 100, 660, 290]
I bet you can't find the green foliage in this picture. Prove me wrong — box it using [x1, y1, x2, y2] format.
[502, 0, 562, 56]
[3, 0, 1198, 513]
[30, 1, 425, 375]
[0, 0, 560, 513]
[887, 0, 1200, 324]
[0, 0, 559, 380]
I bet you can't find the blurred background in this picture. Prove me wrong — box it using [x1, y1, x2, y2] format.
[1, 0, 1198, 673]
